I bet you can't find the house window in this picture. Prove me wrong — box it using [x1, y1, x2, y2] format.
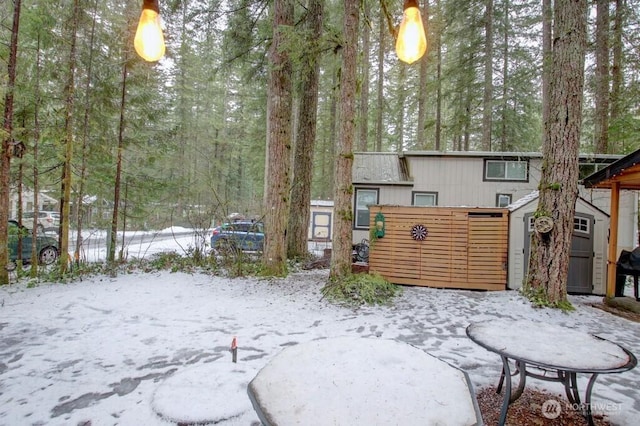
[412, 192, 438, 206]
[485, 160, 528, 181]
[496, 194, 512, 208]
[354, 188, 379, 229]
[579, 163, 608, 180]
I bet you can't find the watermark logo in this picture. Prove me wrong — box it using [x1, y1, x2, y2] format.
[542, 399, 562, 419]
[542, 398, 622, 419]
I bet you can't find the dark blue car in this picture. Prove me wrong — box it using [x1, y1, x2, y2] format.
[7, 220, 59, 268]
[211, 221, 264, 252]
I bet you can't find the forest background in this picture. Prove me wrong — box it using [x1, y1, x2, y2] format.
[1, 0, 639, 256]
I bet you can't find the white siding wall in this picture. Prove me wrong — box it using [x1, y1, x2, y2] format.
[407, 156, 544, 207]
[580, 188, 638, 251]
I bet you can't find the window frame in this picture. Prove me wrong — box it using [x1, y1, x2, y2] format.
[496, 193, 512, 208]
[484, 159, 529, 182]
[573, 217, 590, 235]
[353, 188, 379, 229]
[412, 191, 438, 206]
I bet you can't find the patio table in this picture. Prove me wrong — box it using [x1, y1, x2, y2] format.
[247, 336, 483, 425]
[466, 319, 637, 426]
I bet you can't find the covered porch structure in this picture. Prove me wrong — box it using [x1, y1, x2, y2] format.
[583, 148, 640, 299]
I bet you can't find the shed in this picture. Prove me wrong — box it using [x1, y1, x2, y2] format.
[507, 192, 610, 295]
[368, 205, 508, 291]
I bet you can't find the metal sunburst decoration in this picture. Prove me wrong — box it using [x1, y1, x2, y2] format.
[411, 224, 428, 241]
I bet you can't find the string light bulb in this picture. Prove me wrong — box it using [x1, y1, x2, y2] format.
[134, 0, 165, 62]
[395, 0, 427, 64]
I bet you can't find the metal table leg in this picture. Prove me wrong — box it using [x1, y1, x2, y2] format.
[559, 370, 581, 405]
[497, 357, 527, 425]
[498, 356, 512, 426]
[584, 373, 600, 426]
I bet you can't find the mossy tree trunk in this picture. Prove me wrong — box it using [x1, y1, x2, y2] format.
[0, 0, 22, 285]
[527, 0, 587, 305]
[263, 0, 293, 276]
[330, 0, 359, 280]
[287, 0, 324, 259]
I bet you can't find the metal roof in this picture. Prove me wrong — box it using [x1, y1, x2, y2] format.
[582, 147, 640, 190]
[353, 153, 412, 185]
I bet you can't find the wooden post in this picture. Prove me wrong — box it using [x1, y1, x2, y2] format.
[606, 182, 620, 298]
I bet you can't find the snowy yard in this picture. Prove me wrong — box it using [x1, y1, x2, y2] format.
[0, 232, 639, 425]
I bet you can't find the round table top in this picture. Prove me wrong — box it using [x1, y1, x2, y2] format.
[466, 319, 637, 373]
[248, 336, 482, 426]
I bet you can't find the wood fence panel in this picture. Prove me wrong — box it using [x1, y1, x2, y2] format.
[368, 206, 508, 291]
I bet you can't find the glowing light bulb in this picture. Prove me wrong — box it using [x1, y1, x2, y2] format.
[134, 0, 165, 62]
[395, 0, 427, 64]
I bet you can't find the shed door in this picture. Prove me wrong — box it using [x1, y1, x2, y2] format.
[568, 215, 594, 293]
[523, 213, 594, 294]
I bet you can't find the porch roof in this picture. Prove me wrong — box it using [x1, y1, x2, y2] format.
[582, 147, 640, 190]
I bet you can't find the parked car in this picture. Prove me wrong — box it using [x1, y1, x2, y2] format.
[7, 220, 59, 268]
[14, 211, 60, 233]
[211, 221, 264, 252]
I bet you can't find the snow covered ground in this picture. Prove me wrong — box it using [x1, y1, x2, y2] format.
[1, 232, 639, 425]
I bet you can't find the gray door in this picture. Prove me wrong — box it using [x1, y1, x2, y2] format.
[524, 213, 594, 294]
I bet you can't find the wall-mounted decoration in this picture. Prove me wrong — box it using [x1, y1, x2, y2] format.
[534, 216, 554, 234]
[374, 212, 386, 238]
[411, 224, 428, 241]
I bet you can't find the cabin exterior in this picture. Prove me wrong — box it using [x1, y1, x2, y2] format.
[353, 151, 638, 294]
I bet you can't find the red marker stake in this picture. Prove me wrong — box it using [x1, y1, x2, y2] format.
[231, 337, 238, 363]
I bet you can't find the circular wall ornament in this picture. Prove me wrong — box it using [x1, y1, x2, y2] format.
[534, 216, 554, 234]
[411, 224, 428, 241]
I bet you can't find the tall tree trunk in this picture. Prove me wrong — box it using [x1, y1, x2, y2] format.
[435, 0, 442, 150]
[610, 0, 623, 134]
[287, 0, 323, 259]
[464, 86, 471, 151]
[397, 64, 406, 152]
[263, 0, 293, 276]
[330, 0, 359, 279]
[108, 61, 128, 265]
[357, 0, 370, 152]
[75, 0, 99, 265]
[500, 0, 509, 151]
[59, 0, 80, 274]
[0, 0, 21, 285]
[594, 0, 610, 154]
[542, 0, 552, 148]
[417, 0, 429, 149]
[30, 32, 41, 278]
[527, 0, 587, 305]
[327, 55, 339, 197]
[375, 7, 385, 152]
[16, 142, 23, 264]
[481, 0, 494, 151]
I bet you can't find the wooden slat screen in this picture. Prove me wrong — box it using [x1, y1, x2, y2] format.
[368, 206, 508, 291]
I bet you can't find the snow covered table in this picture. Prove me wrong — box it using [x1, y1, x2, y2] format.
[247, 336, 483, 426]
[466, 319, 637, 426]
